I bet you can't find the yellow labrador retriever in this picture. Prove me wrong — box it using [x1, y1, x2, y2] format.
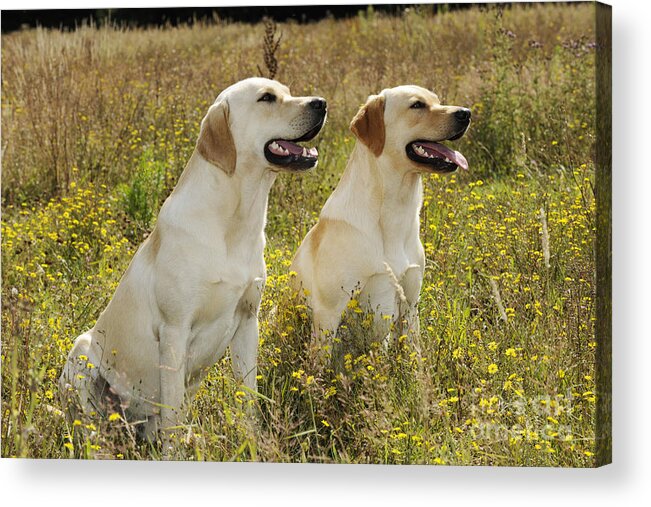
[60, 77, 327, 440]
[291, 85, 469, 345]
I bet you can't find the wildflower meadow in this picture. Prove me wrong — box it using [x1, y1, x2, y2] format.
[1, 4, 603, 465]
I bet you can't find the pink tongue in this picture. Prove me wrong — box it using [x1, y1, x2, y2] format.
[276, 140, 304, 156]
[416, 141, 468, 170]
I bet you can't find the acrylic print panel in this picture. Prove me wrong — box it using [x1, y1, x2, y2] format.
[0, 2, 611, 466]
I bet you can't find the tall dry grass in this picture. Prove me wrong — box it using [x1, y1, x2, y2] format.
[2, 3, 594, 202]
[1, 4, 600, 465]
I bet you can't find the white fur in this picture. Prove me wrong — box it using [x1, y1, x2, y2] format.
[292, 85, 468, 342]
[60, 78, 325, 442]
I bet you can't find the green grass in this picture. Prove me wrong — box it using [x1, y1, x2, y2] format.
[1, 4, 598, 465]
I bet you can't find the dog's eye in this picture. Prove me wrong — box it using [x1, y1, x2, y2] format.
[258, 93, 276, 103]
[410, 101, 426, 109]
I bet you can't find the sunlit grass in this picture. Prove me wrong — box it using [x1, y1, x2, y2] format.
[1, 4, 598, 465]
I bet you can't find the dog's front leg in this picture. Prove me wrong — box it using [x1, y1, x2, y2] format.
[399, 301, 421, 339]
[230, 315, 259, 393]
[231, 277, 263, 393]
[158, 324, 188, 454]
[398, 265, 424, 340]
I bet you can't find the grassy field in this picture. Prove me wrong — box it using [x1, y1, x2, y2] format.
[1, 4, 599, 465]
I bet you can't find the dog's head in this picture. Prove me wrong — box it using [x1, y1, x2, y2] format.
[350, 85, 470, 173]
[196, 77, 327, 175]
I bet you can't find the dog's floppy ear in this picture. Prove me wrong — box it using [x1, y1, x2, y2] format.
[196, 101, 236, 175]
[350, 94, 386, 157]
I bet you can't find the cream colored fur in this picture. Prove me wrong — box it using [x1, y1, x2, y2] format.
[60, 78, 326, 443]
[291, 85, 469, 344]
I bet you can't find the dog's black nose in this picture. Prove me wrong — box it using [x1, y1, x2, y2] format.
[309, 98, 327, 110]
[455, 108, 472, 122]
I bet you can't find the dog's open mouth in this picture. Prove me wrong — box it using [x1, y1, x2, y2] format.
[406, 140, 469, 173]
[264, 121, 323, 171]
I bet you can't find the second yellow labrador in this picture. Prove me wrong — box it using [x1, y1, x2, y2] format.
[291, 85, 470, 345]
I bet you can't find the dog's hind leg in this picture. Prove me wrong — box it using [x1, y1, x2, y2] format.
[59, 331, 107, 422]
